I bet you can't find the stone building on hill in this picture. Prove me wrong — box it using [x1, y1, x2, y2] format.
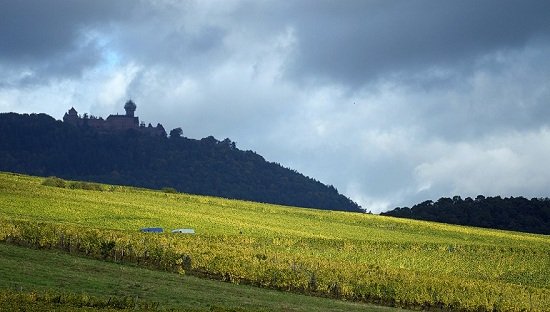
[63, 100, 166, 136]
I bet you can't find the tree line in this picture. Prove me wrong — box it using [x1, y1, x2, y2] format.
[0, 112, 362, 212]
[382, 195, 550, 234]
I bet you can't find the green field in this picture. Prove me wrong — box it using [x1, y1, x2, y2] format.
[0, 172, 549, 311]
[0, 243, 397, 311]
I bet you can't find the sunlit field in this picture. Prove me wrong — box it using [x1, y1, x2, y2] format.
[0, 172, 548, 311]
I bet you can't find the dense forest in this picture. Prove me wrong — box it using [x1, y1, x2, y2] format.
[382, 195, 550, 234]
[0, 112, 362, 212]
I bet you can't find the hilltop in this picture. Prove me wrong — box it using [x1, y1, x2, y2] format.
[0, 106, 361, 212]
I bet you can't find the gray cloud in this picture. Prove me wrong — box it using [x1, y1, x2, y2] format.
[283, 0, 550, 87]
[0, 0, 130, 83]
[1, 1, 550, 212]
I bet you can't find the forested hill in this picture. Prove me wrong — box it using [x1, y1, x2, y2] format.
[0, 112, 362, 212]
[382, 196, 550, 234]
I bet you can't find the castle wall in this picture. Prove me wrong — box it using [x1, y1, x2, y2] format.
[105, 115, 139, 130]
[63, 105, 166, 136]
[85, 119, 106, 129]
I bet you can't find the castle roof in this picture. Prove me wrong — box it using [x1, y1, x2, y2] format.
[106, 114, 138, 120]
[68, 107, 77, 115]
[124, 100, 136, 110]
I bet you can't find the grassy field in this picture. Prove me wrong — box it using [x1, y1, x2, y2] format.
[0, 172, 549, 311]
[0, 243, 398, 311]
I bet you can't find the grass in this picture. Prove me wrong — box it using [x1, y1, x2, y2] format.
[0, 243, 399, 312]
[0, 172, 549, 311]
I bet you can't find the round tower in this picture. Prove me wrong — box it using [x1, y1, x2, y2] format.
[124, 100, 137, 117]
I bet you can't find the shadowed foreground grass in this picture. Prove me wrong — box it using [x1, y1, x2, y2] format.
[0, 243, 404, 312]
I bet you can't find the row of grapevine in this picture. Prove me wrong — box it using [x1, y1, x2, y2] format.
[0, 217, 548, 312]
[0, 289, 159, 311]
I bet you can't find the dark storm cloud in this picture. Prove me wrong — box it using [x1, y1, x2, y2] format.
[0, 0, 130, 59]
[279, 0, 550, 86]
[0, 0, 130, 81]
[6, 0, 548, 87]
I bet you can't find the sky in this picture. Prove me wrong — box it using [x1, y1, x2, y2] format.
[1, 0, 550, 213]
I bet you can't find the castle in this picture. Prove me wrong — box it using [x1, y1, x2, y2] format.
[63, 100, 166, 136]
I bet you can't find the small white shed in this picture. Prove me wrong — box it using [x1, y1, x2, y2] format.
[171, 228, 195, 234]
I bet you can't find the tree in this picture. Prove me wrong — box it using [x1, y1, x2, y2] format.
[382, 194, 550, 234]
[220, 138, 237, 149]
[0, 112, 364, 213]
[169, 127, 183, 138]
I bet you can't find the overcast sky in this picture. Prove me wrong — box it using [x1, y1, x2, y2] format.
[2, 0, 550, 212]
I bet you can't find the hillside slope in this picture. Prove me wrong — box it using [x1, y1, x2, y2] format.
[0, 112, 361, 212]
[0, 243, 395, 312]
[0, 172, 548, 311]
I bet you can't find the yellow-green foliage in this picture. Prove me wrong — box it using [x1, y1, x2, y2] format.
[0, 290, 158, 311]
[0, 172, 549, 311]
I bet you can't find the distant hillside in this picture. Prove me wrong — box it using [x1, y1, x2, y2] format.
[0, 112, 361, 212]
[382, 195, 550, 234]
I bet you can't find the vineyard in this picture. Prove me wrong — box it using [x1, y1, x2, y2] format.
[0, 172, 549, 311]
[1, 243, 391, 312]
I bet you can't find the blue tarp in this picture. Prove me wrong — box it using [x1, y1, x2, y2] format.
[140, 227, 163, 233]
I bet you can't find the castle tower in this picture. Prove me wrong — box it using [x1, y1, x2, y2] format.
[124, 100, 137, 117]
[68, 107, 77, 116]
[63, 107, 79, 124]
